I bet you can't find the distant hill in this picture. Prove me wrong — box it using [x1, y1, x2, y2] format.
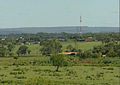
[0, 26, 119, 34]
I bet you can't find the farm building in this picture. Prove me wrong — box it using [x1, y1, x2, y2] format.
[85, 37, 94, 42]
[102, 55, 107, 57]
[59, 52, 77, 55]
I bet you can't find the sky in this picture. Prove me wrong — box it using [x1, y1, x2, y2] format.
[0, 0, 119, 28]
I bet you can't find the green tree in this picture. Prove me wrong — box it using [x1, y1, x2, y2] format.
[0, 46, 7, 57]
[106, 50, 117, 57]
[66, 45, 73, 52]
[40, 39, 62, 56]
[16, 50, 20, 56]
[7, 43, 15, 56]
[7, 43, 14, 52]
[27, 49, 31, 54]
[92, 53, 101, 58]
[102, 36, 112, 44]
[50, 54, 68, 71]
[77, 50, 92, 58]
[84, 50, 93, 58]
[17, 45, 28, 56]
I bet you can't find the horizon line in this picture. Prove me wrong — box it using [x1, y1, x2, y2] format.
[0, 26, 119, 29]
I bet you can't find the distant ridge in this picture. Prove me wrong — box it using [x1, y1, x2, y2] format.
[0, 26, 119, 34]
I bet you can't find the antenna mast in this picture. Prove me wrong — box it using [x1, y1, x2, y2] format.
[80, 16, 82, 35]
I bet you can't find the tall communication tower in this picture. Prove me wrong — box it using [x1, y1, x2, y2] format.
[80, 16, 82, 35]
[74, 16, 82, 51]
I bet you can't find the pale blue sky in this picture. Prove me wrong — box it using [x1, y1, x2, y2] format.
[0, 0, 119, 28]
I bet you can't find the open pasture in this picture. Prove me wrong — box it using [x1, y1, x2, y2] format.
[0, 57, 119, 85]
[61, 41, 102, 51]
[12, 41, 102, 56]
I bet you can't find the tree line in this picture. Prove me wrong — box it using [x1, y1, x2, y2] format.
[0, 32, 120, 71]
[0, 32, 119, 44]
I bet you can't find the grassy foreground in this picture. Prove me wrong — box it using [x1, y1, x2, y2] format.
[0, 57, 119, 85]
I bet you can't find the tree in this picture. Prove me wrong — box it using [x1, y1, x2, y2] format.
[84, 50, 93, 58]
[106, 50, 117, 57]
[40, 46, 51, 56]
[102, 36, 112, 44]
[0, 46, 7, 57]
[16, 50, 20, 56]
[50, 54, 68, 71]
[7, 43, 15, 56]
[40, 39, 62, 56]
[7, 43, 14, 52]
[27, 49, 31, 54]
[77, 50, 92, 59]
[92, 42, 119, 57]
[66, 44, 78, 52]
[66, 45, 73, 52]
[92, 53, 101, 58]
[17, 45, 28, 56]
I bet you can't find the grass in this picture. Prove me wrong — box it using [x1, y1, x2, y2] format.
[12, 41, 102, 56]
[1, 41, 119, 85]
[0, 66, 119, 85]
[61, 41, 102, 51]
[12, 44, 40, 56]
[0, 57, 119, 85]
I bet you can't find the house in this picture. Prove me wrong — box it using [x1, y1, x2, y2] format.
[1, 38, 5, 41]
[59, 52, 77, 55]
[102, 55, 107, 57]
[85, 37, 94, 42]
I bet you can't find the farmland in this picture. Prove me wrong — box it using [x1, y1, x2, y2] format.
[61, 41, 102, 51]
[0, 57, 119, 85]
[0, 32, 120, 85]
[12, 41, 102, 56]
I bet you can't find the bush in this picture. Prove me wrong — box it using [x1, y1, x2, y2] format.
[0, 47, 7, 57]
[106, 50, 118, 57]
[14, 76, 27, 79]
[99, 58, 111, 64]
[13, 56, 18, 60]
[92, 53, 101, 58]
[107, 68, 114, 70]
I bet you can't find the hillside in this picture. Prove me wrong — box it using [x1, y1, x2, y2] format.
[0, 26, 119, 34]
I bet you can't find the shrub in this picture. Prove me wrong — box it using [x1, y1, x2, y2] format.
[99, 58, 111, 64]
[106, 50, 118, 57]
[92, 53, 101, 58]
[107, 68, 114, 70]
[14, 76, 27, 79]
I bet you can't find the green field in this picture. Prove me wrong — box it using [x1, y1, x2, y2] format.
[0, 57, 119, 85]
[12, 41, 102, 56]
[13, 44, 40, 56]
[61, 41, 102, 51]
[1, 41, 119, 85]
